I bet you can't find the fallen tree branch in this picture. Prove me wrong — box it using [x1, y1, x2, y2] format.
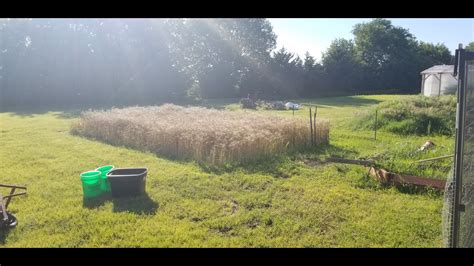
[368, 166, 446, 190]
[326, 157, 374, 166]
[412, 154, 454, 164]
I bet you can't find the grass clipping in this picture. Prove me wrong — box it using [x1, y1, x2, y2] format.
[71, 104, 329, 164]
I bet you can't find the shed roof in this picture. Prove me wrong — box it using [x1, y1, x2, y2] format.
[420, 65, 454, 74]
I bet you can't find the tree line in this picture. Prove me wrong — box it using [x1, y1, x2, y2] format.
[0, 18, 470, 108]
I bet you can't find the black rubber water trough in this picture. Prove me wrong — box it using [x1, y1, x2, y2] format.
[106, 168, 147, 197]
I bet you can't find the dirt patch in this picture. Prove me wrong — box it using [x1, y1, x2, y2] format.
[246, 219, 260, 229]
[231, 200, 239, 214]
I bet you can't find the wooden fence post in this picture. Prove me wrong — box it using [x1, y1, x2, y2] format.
[374, 109, 378, 141]
[309, 107, 314, 146]
[313, 105, 317, 144]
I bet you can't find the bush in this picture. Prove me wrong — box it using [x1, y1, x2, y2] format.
[240, 98, 257, 109]
[352, 95, 456, 136]
[270, 101, 287, 110]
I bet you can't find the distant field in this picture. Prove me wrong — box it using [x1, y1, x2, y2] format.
[0, 95, 453, 247]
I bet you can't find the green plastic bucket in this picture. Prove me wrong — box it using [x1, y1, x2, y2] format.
[96, 165, 114, 192]
[80, 171, 102, 198]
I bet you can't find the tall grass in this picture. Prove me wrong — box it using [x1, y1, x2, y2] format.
[351, 95, 456, 136]
[71, 104, 329, 164]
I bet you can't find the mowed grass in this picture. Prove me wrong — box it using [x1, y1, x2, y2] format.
[0, 95, 451, 247]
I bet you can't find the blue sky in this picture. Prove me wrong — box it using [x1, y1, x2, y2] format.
[268, 18, 474, 60]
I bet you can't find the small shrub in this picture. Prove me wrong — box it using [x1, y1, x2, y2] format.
[270, 101, 287, 110]
[240, 98, 257, 109]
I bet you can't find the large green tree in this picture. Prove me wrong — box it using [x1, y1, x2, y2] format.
[466, 42, 474, 51]
[1, 19, 189, 107]
[416, 42, 452, 70]
[265, 47, 304, 98]
[321, 39, 362, 95]
[165, 19, 276, 99]
[352, 19, 420, 92]
[300, 52, 327, 97]
[1, 18, 461, 106]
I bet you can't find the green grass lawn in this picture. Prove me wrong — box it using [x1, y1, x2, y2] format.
[0, 95, 453, 247]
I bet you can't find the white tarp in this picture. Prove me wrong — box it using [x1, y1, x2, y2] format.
[285, 102, 301, 110]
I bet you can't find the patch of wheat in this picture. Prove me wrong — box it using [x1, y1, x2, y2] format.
[71, 104, 329, 164]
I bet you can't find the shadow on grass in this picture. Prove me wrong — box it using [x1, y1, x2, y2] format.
[197, 96, 383, 109]
[197, 156, 289, 176]
[0, 106, 84, 119]
[298, 96, 382, 108]
[53, 110, 84, 119]
[354, 172, 444, 197]
[196, 143, 360, 176]
[83, 194, 111, 209]
[0, 228, 10, 245]
[83, 193, 159, 215]
[300, 143, 360, 159]
[0, 95, 382, 118]
[0, 211, 18, 245]
[196, 98, 240, 109]
[0, 99, 209, 119]
[393, 184, 444, 196]
[112, 193, 159, 215]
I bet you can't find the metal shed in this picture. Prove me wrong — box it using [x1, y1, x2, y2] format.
[420, 65, 458, 96]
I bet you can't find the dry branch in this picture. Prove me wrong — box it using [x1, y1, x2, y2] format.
[326, 157, 374, 166]
[368, 166, 446, 190]
[412, 154, 454, 164]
